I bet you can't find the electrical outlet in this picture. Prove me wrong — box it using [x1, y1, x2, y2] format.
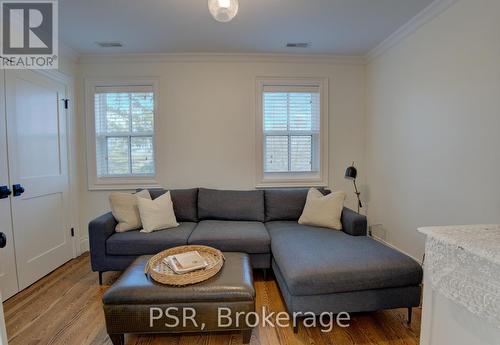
[369, 224, 386, 240]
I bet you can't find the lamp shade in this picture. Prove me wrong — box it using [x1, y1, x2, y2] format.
[344, 165, 357, 180]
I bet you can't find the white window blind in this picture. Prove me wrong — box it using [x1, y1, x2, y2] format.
[263, 87, 320, 173]
[94, 85, 155, 177]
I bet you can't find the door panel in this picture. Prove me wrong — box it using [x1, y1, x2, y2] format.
[0, 70, 19, 300]
[5, 70, 72, 290]
[15, 78, 62, 178]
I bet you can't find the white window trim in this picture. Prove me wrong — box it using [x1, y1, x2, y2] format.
[255, 77, 329, 188]
[85, 77, 161, 190]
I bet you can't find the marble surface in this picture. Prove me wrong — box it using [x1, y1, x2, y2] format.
[419, 224, 500, 264]
[418, 225, 500, 328]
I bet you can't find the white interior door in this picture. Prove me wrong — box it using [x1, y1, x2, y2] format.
[0, 70, 18, 300]
[5, 70, 73, 290]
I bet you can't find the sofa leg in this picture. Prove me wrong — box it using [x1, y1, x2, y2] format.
[262, 268, 268, 281]
[109, 333, 124, 345]
[407, 307, 412, 325]
[242, 329, 252, 344]
[98, 271, 103, 285]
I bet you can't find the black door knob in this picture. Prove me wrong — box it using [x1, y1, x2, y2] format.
[13, 184, 24, 197]
[0, 232, 6, 248]
[0, 185, 11, 199]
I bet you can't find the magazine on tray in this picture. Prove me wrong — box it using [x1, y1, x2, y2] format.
[163, 251, 208, 274]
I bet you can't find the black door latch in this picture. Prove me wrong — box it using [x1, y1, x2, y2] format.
[13, 184, 25, 197]
[0, 185, 11, 199]
[0, 232, 6, 248]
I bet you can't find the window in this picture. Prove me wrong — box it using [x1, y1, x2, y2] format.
[263, 91, 320, 173]
[86, 79, 160, 190]
[256, 78, 328, 187]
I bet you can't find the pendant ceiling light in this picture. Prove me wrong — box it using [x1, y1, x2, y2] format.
[208, 0, 239, 23]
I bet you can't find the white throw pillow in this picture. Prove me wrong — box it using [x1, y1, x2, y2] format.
[109, 190, 151, 232]
[138, 191, 179, 233]
[298, 188, 346, 230]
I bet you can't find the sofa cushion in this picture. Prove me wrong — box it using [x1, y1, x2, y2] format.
[188, 220, 270, 254]
[137, 191, 179, 233]
[298, 189, 346, 230]
[198, 188, 265, 222]
[266, 221, 423, 296]
[264, 188, 329, 222]
[139, 188, 198, 222]
[110, 190, 152, 232]
[106, 222, 197, 256]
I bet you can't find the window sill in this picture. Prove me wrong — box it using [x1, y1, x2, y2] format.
[88, 176, 161, 191]
[256, 173, 328, 188]
[256, 182, 328, 189]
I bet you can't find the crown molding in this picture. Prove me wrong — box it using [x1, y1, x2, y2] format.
[79, 53, 365, 65]
[366, 0, 458, 62]
[59, 42, 81, 63]
[66, 0, 459, 67]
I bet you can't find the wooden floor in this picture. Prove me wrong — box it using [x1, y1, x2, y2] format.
[3, 253, 421, 345]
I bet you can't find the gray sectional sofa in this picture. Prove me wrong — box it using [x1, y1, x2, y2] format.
[89, 188, 422, 321]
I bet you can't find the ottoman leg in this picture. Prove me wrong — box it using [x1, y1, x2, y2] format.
[242, 329, 252, 344]
[109, 333, 124, 345]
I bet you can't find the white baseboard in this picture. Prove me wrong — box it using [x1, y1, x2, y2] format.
[370, 234, 422, 264]
[80, 238, 90, 254]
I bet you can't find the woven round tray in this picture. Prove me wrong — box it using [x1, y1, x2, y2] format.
[144, 245, 225, 286]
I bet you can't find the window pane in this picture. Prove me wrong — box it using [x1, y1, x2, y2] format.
[131, 136, 154, 174]
[104, 93, 131, 133]
[131, 92, 154, 132]
[289, 93, 315, 131]
[107, 137, 130, 175]
[290, 136, 312, 172]
[265, 136, 288, 172]
[263, 93, 288, 131]
[96, 136, 107, 177]
[94, 85, 156, 179]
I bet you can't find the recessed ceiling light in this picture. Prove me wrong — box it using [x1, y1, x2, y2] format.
[208, 0, 239, 23]
[95, 41, 124, 48]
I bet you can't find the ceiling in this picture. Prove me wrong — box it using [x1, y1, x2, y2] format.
[59, 0, 435, 55]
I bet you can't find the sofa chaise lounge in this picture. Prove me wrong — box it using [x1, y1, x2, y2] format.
[89, 188, 422, 323]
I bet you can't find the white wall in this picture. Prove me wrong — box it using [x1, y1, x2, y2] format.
[78, 58, 366, 246]
[366, 0, 500, 259]
[44, 51, 82, 256]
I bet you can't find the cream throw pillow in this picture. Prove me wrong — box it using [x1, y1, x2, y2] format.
[109, 190, 151, 232]
[138, 191, 179, 233]
[298, 188, 346, 230]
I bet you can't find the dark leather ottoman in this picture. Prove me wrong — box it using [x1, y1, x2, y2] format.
[102, 253, 255, 345]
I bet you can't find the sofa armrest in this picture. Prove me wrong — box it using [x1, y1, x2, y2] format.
[341, 207, 367, 236]
[89, 212, 117, 272]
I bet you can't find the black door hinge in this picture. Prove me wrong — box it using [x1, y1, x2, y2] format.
[70, 228, 75, 237]
[63, 99, 69, 109]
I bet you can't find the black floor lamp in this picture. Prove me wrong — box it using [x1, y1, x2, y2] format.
[345, 162, 362, 213]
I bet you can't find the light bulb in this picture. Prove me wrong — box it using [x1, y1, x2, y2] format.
[208, 0, 239, 23]
[217, 0, 230, 9]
